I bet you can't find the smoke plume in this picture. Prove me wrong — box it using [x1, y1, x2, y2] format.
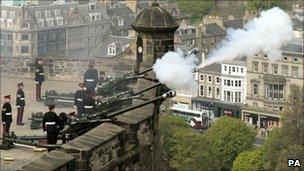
[200, 7, 293, 67]
[153, 49, 198, 92]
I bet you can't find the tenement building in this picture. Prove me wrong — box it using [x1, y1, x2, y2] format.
[243, 38, 304, 128]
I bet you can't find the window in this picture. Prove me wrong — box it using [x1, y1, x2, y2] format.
[107, 43, 116, 56]
[21, 46, 29, 53]
[0, 18, 4, 27]
[252, 62, 258, 72]
[241, 68, 244, 73]
[45, 11, 51, 17]
[216, 87, 220, 99]
[118, 18, 124, 26]
[200, 85, 204, 96]
[224, 66, 227, 71]
[47, 18, 54, 26]
[7, 19, 13, 27]
[7, 33, 12, 41]
[292, 67, 298, 78]
[21, 23, 29, 29]
[253, 102, 258, 107]
[91, 15, 95, 21]
[36, 11, 41, 18]
[208, 86, 212, 98]
[227, 80, 231, 86]
[283, 57, 287, 61]
[10, 12, 15, 18]
[293, 58, 298, 62]
[200, 74, 204, 81]
[227, 91, 231, 102]
[235, 80, 238, 87]
[272, 64, 278, 75]
[235, 92, 238, 103]
[253, 83, 258, 95]
[56, 17, 63, 25]
[59, 43, 65, 52]
[282, 65, 288, 76]
[232, 67, 235, 72]
[21, 34, 29, 40]
[54, 9, 60, 16]
[208, 76, 212, 82]
[216, 77, 220, 83]
[38, 19, 44, 28]
[224, 79, 226, 86]
[228, 66, 231, 74]
[90, 4, 96, 11]
[2, 11, 7, 18]
[262, 63, 268, 74]
[239, 80, 241, 87]
[264, 54, 268, 58]
[96, 14, 100, 20]
[266, 84, 284, 99]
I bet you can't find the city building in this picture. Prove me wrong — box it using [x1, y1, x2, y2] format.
[243, 38, 304, 128]
[0, 0, 112, 59]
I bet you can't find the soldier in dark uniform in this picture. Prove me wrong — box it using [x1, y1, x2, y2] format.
[74, 83, 86, 115]
[2, 95, 12, 134]
[42, 105, 59, 151]
[16, 82, 25, 126]
[35, 58, 45, 101]
[84, 62, 98, 94]
[82, 93, 97, 117]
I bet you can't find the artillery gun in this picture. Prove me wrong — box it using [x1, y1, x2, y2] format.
[28, 112, 44, 130]
[44, 90, 75, 107]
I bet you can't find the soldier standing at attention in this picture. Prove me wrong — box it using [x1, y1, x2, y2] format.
[74, 83, 86, 115]
[42, 104, 59, 151]
[16, 82, 25, 126]
[84, 62, 98, 94]
[1, 95, 12, 134]
[83, 92, 97, 117]
[35, 58, 45, 101]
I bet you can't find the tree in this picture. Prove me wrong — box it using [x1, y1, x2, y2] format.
[204, 116, 256, 170]
[179, 0, 214, 23]
[232, 148, 264, 171]
[246, 0, 289, 13]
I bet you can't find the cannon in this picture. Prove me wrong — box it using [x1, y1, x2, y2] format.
[62, 90, 176, 139]
[44, 90, 75, 107]
[28, 112, 44, 130]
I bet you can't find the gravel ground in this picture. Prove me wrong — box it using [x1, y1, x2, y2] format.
[0, 75, 79, 170]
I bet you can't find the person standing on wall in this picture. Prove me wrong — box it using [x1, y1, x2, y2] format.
[42, 104, 59, 151]
[1, 95, 12, 134]
[35, 58, 45, 102]
[16, 82, 25, 126]
[84, 62, 98, 94]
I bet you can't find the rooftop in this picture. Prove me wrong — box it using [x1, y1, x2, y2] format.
[198, 63, 221, 74]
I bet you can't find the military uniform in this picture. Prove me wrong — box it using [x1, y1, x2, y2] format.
[2, 95, 12, 133]
[42, 109, 59, 150]
[83, 94, 96, 116]
[16, 83, 25, 125]
[74, 83, 86, 115]
[84, 62, 98, 94]
[35, 60, 45, 101]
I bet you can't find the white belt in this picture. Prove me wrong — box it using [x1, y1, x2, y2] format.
[77, 98, 83, 101]
[45, 122, 56, 125]
[98, 85, 102, 88]
[6, 113, 12, 115]
[86, 79, 94, 82]
[20, 98, 25, 100]
[84, 106, 93, 109]
[39, 73, 44, 75]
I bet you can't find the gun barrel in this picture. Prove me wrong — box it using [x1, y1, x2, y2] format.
[105, 90, 176, 118]
[132, 82, 162, 96]
[137, 67, 153, 75]
[1, 137, 62, 149]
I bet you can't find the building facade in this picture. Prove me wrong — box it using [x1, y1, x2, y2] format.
[243, 38, 304, 128]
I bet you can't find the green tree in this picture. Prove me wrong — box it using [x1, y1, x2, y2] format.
[204, 116, 256, 170]
[246, 0, 288, 13]
[179, 0, 214, 24]
[263, 87, 304, 170]
[232, 148, 264, 171]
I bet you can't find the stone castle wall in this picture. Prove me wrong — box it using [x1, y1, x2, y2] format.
[0, 48, 136, 80]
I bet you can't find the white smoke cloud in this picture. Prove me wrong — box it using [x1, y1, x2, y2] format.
[200, 7, 293, 68]
[153, 49, 198, 92]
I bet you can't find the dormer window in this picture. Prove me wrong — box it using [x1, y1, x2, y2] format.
[21, 23, 29, 29]
[38, 19, 44, 28]
[54, 9, 60, 16]
[56, 17, 63, 25]
[293, 58, 298, 62]
[45, 10, 51, 17]
[89, 3, 96, 11]
[118, 18, 124, 26]
[7, 19, 13, 27]
[10, 12, 15, 18]
[36, 11, 41, 18]
[108, 43, 116, 56]
[46, 18, 54, 27]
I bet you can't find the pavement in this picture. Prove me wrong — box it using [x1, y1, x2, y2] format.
[0, 75, 79, 170]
